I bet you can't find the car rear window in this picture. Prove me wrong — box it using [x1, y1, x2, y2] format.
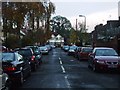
[18, 49, 32, 56]
[1, 53, 14, 61]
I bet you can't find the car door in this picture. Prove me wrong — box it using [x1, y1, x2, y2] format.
[34, 49, 42, 64]
[15, 53, 28, 78]
[88, 51, 95, 67]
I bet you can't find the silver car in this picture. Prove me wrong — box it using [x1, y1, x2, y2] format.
[39, 46, 49, 55]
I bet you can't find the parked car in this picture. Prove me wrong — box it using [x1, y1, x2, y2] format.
[62, 45, 69, 52]
[68, 45, 78, 56]
[77, 47, 93, 61]
[0, 67, 11, 90]
[1, 52, 31, 86]
[25, 46, 42, 65]
[15, 48, 40, 71]
[50, 45, 56, 49]
[45, 45, 52, 51]
[88, 47, 120, 72]
[39, 46, 49, 55]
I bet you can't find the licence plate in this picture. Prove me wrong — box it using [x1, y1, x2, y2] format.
[108, 65, 117, 68]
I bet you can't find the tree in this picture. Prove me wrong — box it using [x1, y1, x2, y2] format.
[2, 1, 56, 47]
[69, 28, 78, 45]
[2, 2, 29, 47]
[50, 15, 72, 44]
[44, 1, 55, 41]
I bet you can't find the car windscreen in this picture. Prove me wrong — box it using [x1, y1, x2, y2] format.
[95, 49, 118, 56]
[1, 53, 14, 61]
[70, 46, 77, 50]
[39, 47, 47, 50]
[18, 49, 32, 56]
[82, 48, 92, 53]
[64, 46, 69, 48]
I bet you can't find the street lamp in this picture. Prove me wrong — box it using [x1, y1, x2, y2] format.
[79, 15, 86, 32]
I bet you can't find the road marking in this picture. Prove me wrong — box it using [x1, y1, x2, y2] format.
[59, 57, 61, 60]
[59, 58, 65, 73]
[70, 60, 74, 61]
[61, 65, 65, 73]
[60, 60, 63, 65]
[65, 75, 71, 88]
[59, 57, 70, 88]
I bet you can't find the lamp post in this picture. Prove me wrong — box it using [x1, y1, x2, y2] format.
[78, 15, 86, 46]
[79, 15, 86, 32]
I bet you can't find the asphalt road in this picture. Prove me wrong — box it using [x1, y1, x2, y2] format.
[17, 48, 119, 89]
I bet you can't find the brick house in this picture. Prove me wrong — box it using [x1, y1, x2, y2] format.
[91, 19, 120, 54]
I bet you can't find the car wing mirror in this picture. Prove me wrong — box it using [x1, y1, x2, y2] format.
[89, 53, 95, 57]
[34, 51, 39, 55]
[19, 59, 24, 62]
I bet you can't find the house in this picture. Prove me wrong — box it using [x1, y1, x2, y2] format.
[48, 34, 64, 47]
[91, 19, 120, 54]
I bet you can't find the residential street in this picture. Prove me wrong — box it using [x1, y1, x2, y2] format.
[14, 48, 120, 89]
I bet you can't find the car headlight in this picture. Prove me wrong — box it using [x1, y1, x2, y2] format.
[96, 60, 105, 64]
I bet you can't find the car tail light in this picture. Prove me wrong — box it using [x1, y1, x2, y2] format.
[31, 56, 35, 61]
[4, 67, 16, 71]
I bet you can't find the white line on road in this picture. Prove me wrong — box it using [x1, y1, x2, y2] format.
[59, 57, 65, 73]
[61, 65, 65, 73]
[59, 57, 70, 88]
[60, 60, 63, 65]
[59, 57, 61, 60]
[65, 75, 71, 88]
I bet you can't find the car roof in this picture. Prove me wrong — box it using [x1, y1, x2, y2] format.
[82, 47, 92, 49]
[94, 47, 114, 50]
[2, 51, 15, 54]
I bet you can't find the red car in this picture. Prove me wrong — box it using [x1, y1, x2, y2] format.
[77, 47, 93, 61]
[88, 47, 120, 72]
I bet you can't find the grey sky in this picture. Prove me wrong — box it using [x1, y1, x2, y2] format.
[53, 2, 118, 17]
[51, 0, 120, 32]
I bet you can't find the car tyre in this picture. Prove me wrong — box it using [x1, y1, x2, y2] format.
[92, 64, 98, 72]
[33, 64, 37, 71]
[28, 67, 31, 77]
[18, 72, 24, 86]
[88, 64, 91, 69]
[78, 56, 81, 61]
[4, 80, 12, 90]
[39, 60, 42, 65]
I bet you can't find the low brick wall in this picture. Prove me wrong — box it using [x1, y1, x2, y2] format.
[94, 37, 119, 54]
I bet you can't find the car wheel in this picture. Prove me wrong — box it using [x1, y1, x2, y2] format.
[88, 64, 91, 69]
[78, 56, 81, 61]
[28, 67, 31, 77]
[92, 64, 98, 72]
[5, 80, 12, 90]
[18, 72, 24, 86]
[33, 64, 37, 71]
[39, 60, 42, 65]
